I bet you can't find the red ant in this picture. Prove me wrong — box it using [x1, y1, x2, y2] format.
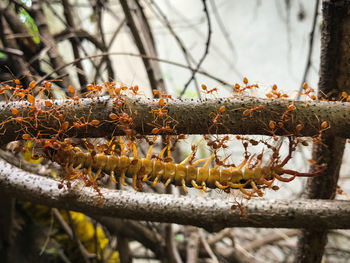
[201, 84, 218, 94]
[242, 105, 264, 117]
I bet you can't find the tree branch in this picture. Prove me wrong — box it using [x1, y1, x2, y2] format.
[1, 157, 350, 231]
[0, 96, 349, 145]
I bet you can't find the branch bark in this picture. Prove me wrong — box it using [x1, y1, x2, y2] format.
[0, 96, 349, 145]
[295, 1, 350, 262]
[1, 157, 350, 231]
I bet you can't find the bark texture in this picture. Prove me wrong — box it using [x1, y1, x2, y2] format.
[295, 1, 350, 262]
[0, 96, 350, 145]
[1, 158, 350, 231]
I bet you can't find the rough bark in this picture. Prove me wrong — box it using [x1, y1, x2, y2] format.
[0, 96, 349, 145]
[1, 158, 350, 231]
[295, 1, 350, 262]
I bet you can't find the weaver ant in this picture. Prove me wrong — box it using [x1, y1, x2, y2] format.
[265, 84, 289, 99]
[299, 82, 317, 100]
[201, 84, 218, 95]
[242, 105, 264, 117]
[150, 98, 169, 121]
[209, 106, 227, 132]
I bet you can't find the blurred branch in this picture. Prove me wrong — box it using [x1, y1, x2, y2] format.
[297, 0, 320, 98]
[37, 51, 231, 87]
[179, 0, 212, 98]
[119, 0, 163, 92]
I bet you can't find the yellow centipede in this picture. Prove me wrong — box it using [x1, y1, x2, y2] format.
[46, 137, 324, 197]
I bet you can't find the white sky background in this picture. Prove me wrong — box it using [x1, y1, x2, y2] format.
[109, 0, 321, 98]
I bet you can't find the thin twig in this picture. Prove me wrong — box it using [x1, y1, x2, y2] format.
[199, 231, 218, 263]
[52, 208, 95, 262]
[297, 0, 320, 99]
[179, 0, 212, 98]
[36, 51, 231, 87]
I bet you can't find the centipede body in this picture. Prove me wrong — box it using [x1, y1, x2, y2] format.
[49, 143, 284, 195]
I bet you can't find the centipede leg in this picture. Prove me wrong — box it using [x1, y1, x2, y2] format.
[181, 178, 188, 193]
[201, 182, 210, 192]
[158, 145, 168, 159]
[250, 181, 263, 197]
[87, 165, 93, 180]
[191, 180, 203, 189]
[132, 142, 138, 157]
[142, 173, 152, 182]
[179, 150, 197, 165]
[153, 176, 160, 186]
[260, 177, 275, 187]
[120, 136, 126, 155]
[110, 171, 118, 184]
[93, 167, 102, 181]
[164, 177, 172, 187]
[120, 171, 126, 186]
[132, 173, 139, 190]
[146, 145, 154, 160]
[215, 181, 229, 189]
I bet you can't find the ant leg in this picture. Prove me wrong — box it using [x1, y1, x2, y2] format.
[87, 165, 93, 180]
